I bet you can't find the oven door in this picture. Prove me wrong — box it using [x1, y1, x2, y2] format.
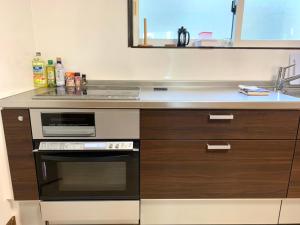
[34, 150, 139, 201]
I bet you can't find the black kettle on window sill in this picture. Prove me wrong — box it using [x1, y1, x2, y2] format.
[177, 26, 190, 47]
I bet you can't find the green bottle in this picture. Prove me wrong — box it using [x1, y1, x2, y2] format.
[46, 60, 56, 88]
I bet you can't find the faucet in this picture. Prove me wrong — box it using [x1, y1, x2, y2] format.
[275, 64, 300, 91]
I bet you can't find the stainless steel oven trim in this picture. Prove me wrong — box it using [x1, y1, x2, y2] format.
[36, 141, 137, 151]
[30, 109, 140, 139]
[42, 126, 96, 137]
[33, 149, 140, 153]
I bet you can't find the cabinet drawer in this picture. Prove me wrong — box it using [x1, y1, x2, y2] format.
[288, 141, 300, 198]
[141, 140, 294, 199]
[141, 110, 299, 140]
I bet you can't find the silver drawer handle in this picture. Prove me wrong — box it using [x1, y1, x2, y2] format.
[207, 144, 231, 151]
[209, 115, 234, 120]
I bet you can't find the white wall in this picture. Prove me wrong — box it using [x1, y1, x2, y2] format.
[31, 0, 299, 81]
[0, 0, 35, 224]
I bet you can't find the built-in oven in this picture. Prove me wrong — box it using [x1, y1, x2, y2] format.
[30, 109, 140, 200]
[34, 141, 139, 201]
[30, 109, 140, 224]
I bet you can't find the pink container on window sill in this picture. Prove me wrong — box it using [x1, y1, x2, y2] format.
[199, 32, 213, 40]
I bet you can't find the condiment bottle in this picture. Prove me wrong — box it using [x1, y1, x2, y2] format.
[33, 52, 47, 88]
[46, 60, 56, 88]
[75, 73, 81, 87]
[82, 74, 87, 86]
[65, 72, 75, 87]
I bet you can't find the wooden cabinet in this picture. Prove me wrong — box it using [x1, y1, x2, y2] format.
[141, 140, 294, 199]
[288, 141, 300, 197]
[141, 109, 300, 199]
[141, 110, 299, 140]
[1, 109, 38, 200]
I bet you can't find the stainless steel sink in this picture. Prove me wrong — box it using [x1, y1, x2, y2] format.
[281, 87, 300, 98]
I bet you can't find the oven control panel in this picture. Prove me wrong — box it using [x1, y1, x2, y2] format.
[38, 142, 135, 151]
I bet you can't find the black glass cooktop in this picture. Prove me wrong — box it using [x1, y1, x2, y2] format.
[33, 86, 140, 100]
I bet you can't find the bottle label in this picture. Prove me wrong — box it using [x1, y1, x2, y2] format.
[48, 71, 55, 79]
[34, 74, 47, 88]
[33, 63, 47, 88]
[56, 69, 65, 86]
[47, 69, 55, 86]
[33, 65, 44, 74]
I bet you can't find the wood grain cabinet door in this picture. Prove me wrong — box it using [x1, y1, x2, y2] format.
[288, 141, 300, 198]
[1, 109, 38, 200]
[141, 140, 294, 199]
[141, 110, 300, 140]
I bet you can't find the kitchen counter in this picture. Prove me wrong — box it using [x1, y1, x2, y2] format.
[3, 81, 300, 225]
[1, 81, 300, 109]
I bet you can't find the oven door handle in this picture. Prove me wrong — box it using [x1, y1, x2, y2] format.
[40, 154, 131, 162]
[42, 162, 47, 180]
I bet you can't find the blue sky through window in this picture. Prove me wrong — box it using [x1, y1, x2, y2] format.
[139, 0, 234, 40]
[242, 0, 300, 40]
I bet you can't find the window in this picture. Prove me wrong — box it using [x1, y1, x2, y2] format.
[129, 0, 300, 49]
[242, 0, 300, 41]
[139, 0, 234, 40]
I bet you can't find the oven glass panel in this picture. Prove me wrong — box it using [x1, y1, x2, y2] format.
[41, 113, 95, 126]
[58, 162, 126, 191]
[35, 151, 139, 201]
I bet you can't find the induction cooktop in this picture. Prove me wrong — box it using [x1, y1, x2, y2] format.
[33, 86, 141, 100]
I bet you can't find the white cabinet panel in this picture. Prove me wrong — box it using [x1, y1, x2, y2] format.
[141, 199, 281, 225]
[279, 199, 300, 224]
[41, 201, 139, 224]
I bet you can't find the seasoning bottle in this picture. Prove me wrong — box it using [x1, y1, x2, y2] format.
[65, 72, 75, 87]
[46, 60, 56, 88]
[82, 74, 87, 86]
[75, 73, 81, 87]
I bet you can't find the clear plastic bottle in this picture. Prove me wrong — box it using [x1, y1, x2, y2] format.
[32, 52, 47, 88]
[46, 60, 56, 88]
[55, 57, 65, 87]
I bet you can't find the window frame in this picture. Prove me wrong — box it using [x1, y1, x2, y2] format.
[128, 0, 300, 49]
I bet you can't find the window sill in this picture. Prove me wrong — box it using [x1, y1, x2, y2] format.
[130, 46, 300, 50]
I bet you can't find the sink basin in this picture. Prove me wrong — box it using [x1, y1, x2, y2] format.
[281, 88, 300, 98]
